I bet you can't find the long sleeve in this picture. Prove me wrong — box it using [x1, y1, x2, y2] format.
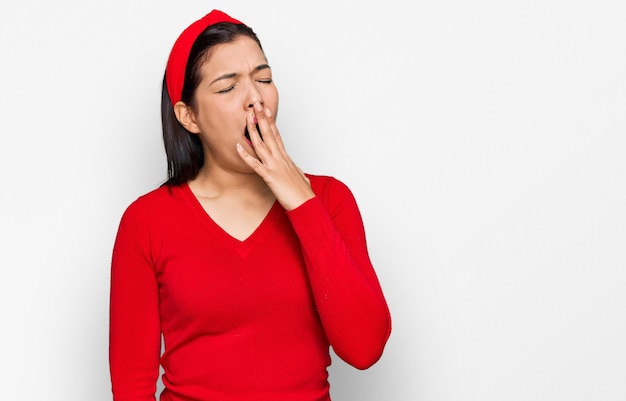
[109, 202, 161, 401]
[108, 180, 389, 400]
[286, 177, 392, 369]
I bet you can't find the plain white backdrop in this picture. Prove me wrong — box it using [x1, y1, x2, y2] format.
[1, 1, 624, 400]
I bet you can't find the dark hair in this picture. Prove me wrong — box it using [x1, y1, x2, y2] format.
[161, 22, 262, 186]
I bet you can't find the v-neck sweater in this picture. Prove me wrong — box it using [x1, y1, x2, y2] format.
[109, 174, 391, 401]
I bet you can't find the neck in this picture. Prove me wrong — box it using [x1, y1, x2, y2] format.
[189, 164, 272, 201]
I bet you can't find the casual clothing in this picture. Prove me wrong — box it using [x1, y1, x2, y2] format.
[110, 174, 391, 401]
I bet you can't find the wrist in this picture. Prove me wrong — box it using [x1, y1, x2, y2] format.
[282, 189, 315, 211]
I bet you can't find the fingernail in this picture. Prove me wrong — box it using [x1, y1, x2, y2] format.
[254, 102, 263, 111]
[264, 108, 272, 117]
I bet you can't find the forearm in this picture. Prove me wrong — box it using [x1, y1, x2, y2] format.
[287, 195, 391, 369]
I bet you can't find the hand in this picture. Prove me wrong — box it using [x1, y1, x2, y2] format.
[236, 101, 315, 211]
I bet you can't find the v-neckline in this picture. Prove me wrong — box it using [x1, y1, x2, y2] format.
[181, 183, 281, 246]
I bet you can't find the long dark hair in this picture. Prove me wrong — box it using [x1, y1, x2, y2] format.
[161, 22, 262, 186]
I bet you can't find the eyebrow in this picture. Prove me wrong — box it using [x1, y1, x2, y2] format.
[209, 64, 271, 86]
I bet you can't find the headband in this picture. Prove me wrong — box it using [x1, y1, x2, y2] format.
[165, 9, 244, 105]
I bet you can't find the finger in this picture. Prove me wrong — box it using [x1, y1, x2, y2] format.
[262, 107, 288, 154]
[246, 111, 269, 159]
[253, 102, 280, 153]
[236, 142, 268, 176]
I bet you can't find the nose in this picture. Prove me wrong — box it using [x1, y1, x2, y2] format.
[246, 81, 263, 109]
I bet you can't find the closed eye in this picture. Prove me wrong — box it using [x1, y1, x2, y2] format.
[216, 76, 271, 94]
[217, 85, 236, 94]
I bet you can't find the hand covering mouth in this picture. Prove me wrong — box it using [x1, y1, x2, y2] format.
[244, 123, 262, 142]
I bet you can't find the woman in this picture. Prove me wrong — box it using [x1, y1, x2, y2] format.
[109, 9, 391, 401]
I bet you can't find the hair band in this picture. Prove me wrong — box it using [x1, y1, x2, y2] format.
[165, 9, 244, 105]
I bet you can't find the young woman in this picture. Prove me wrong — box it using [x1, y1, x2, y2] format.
[109, 9, 391, 401]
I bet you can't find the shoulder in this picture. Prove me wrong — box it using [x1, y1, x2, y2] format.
[120, 184, 185, 223]
[306, 174, 352, 196]
[125, 184, 171, 210]
[305, 173, 359, 212]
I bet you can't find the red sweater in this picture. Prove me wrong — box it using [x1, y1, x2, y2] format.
[109, 174, 391, 401]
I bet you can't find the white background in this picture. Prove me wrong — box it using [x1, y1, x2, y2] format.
[1, 1, 624, 400]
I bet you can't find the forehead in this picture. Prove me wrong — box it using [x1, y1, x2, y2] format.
[201, 36, 267, 75]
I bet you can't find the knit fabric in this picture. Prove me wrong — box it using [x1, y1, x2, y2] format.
[109, 174, 391, 401]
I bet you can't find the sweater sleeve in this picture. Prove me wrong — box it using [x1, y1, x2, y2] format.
[286, 178, 392, 369]
[109, 201, 161, 401]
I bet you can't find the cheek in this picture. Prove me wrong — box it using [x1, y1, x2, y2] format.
[200, 102, 234, 127]
[266, 87, 279, 113]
